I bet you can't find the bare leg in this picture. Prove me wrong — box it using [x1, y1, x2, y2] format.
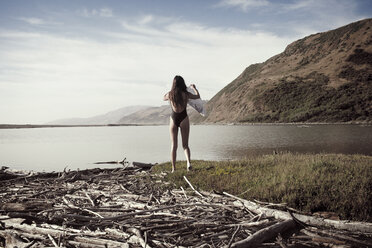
[180, 116, 191, 170]
[169, 117, 178, 173]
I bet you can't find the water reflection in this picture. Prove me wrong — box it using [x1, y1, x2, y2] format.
[0, 124, 371, 171]
[190, 125, 372, 160]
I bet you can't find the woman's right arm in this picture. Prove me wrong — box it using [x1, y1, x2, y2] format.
[188, 84, 200, 99]
[163, 92, 169, 101]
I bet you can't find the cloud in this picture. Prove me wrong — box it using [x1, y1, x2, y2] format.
[215, 0, 365, 38]
[0, 15, 293, 123]
[18, 17, 46, 25]
[284, 0, 315, 10]
[100, 8, 113, 17]
[216, 0, 269, 11]
[79, 8, 113, 18]
[17, 17, 63, 26]
[282, 0, 364, 34]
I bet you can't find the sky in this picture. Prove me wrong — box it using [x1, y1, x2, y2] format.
[0, 0, 371, 124]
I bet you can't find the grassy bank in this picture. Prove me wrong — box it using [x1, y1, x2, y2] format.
[152, 153, 372, 221]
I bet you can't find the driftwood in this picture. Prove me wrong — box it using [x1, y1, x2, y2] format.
[183, 175, 205, 198]
[228, 220, 298, 248]
[94, 158, 155, 170]
[94, 157, 128, 165]
[1, 166, 372, 247]
[224, 191, 372, 233]
[132, 161, 156, 169]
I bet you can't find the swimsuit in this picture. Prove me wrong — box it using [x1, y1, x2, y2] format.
[171, 108, 187, 127]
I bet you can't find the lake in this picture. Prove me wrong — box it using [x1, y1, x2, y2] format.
[0, 124, 371, 172]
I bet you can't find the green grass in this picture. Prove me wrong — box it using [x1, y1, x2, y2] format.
[151, 153, 372, 221]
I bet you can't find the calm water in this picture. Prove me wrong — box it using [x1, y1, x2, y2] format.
[0, 124, 371, 172]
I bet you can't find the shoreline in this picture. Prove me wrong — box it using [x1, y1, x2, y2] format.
[1, 121, 371, 129]
[0, 123, 159, 129]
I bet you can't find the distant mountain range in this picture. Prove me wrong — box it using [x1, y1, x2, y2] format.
[47, 105, 150, 125]
[49, 19, 371, 125]
[47, 104, 206, 125]
[199, 18, 372, 123]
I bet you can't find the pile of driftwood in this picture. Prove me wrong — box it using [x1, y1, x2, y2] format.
[1, 163, 372, 248]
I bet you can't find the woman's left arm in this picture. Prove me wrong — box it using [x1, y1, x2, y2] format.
[188, 84, 200, 99]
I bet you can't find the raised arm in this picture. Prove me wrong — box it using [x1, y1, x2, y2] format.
[163, 92, 169, 101]
[188, 84, 200, 99]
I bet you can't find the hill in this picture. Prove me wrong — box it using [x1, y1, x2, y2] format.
[118, 105, 170, 125]
[118, 103, 207, 125]
[202, 18, 372, 123]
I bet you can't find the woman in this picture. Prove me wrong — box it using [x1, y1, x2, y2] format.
[163, 75, 200, 172]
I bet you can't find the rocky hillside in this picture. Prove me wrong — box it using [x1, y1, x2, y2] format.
[201, 18, 372, 123]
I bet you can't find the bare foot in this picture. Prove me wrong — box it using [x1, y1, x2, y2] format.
[187, 163, 192, 171]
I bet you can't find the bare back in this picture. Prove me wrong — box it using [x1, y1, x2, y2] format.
[170, 92, 188, 113]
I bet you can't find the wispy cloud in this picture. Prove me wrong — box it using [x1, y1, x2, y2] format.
[215, 0, 365, 37]
[284, 0, 315, 10]
[216, 0, 269, 11]
[79, 8, 113, 18]
[17, 17, 63, 26]
[138, 15, 154, 25]
[283, 0, 364, 33]
[100, 8, 113, 17]
[0, 14, 292, 123]
[18, 17, 46, 25]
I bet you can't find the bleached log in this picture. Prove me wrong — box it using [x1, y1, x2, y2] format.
[136, 212, 195, 219]
[115, 193, 150, 202]
[0, 229, 44, 241]
[62, 196, 104, 218]
[74, 236, 129, 248]
[180, 186, 188, 199]
[227, 225, 241, 248]
[102, 203, 238, 221]
[301, 229, 347, 246]
[68, 241, 107, 248]
[227, 219, 270, 227]
[1, 202, 53, 212]
[293, 214, 372, 234]
[1, 218, 107, 239]
[183, 176, 205, 198]
[40, 223, 106, 236]
[228, 219, 297, 248]
[48, 234, 59, 247]
[119, 184, 132, 193]
[224, 191, 372, 233]
[132, 161, 154, 169]
[127, 227, 151, 248]
[0, 230, 35, 248]
[2, 219, 65, 237]
[94, 157, 127, 165]
[305, 227, 372, 247]
[225, 192, 291, 219]
[106, 227, 159, 248]
[105, 228, 131, 239]
[84, 191, 96, 206]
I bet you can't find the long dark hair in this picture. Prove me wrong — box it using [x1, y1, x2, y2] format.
[169, 75, 187, 108]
